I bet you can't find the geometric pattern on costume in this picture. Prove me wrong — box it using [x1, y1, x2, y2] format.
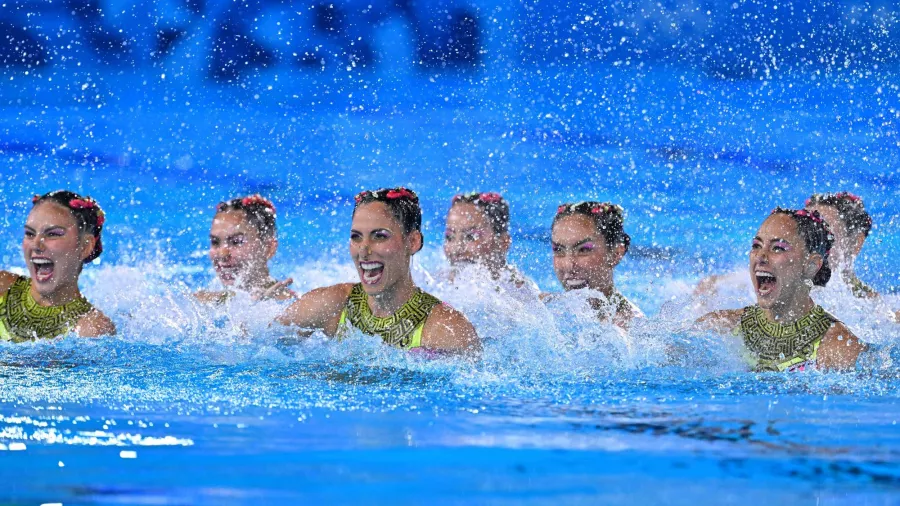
[344, 283, 440, 349]
[738, 304, 836, 372]
[0, 276, 94, 343]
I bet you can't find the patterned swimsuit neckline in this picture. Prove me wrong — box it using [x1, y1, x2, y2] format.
[2, 277, 94, 342]
[739, 304, 836, 372]
[344, 284, 441, 349]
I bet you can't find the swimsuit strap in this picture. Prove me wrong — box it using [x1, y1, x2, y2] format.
[343, 284, 441, 349]
[0, 277, 94, 342]
[738, 304, 836, 372]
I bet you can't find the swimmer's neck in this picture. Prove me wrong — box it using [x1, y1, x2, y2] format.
[368, 276, 416, 317]
[485, 258, 509, 280]
[30, 280, 82, 307]
[235, 266, 274, 294]
[586, 275, 615, 299]
[763, 296, 816, 324]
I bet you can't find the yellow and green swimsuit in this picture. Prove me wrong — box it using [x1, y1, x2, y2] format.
[338, 284, 441, 349]
[737, 304, 837, 372]
[0, 276, 94, 342]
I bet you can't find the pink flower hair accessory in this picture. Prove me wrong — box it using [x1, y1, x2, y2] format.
[386, 188, 416, 200]
[241, 194, 276, 214]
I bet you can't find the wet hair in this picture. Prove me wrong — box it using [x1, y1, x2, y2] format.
[216, 194, 277, 240]
[31, 190, 106, 264]
[353, 187, 422, 237]
[553, 202, 630, 254]
[771, 208, 835, 287]
[805, 192, 872, 238]
[451, 192, 510, 235]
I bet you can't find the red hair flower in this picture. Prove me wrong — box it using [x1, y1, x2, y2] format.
[478, 193, 503, 204]
[557, 205, 568, 214]
[69, 198, 96, 210]
[386, 188, 415, 200]
[241, 194, 276, 213]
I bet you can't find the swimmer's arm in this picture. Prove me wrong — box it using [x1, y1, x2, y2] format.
[75, 309, 117, 338]
[694, 309, 742, 334]
[275, 283, 353, 337]
[255, 278, 296, 301]
[194, 290, 229, 305]
[421, 304, 482, 355]
[817, 323, 864, 372]
[693, 274, 726, 297]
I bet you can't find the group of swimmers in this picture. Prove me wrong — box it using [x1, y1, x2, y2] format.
[0, 187, 888, 373]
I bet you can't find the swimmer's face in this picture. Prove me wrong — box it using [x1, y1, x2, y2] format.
[209, 210, 275, 288]
[443, 202, 509, 273]
[805, 203, 859, 268]
[551, 214, 624, 292]
[350, 202, 421, 295]
[750, 214, 821, 311]
[23, 201, 95, 297]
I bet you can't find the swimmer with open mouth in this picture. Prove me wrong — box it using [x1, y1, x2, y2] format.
[697, 208, 865, 372]
[0, 190, 115, 342]
[277, 187, 480, 355]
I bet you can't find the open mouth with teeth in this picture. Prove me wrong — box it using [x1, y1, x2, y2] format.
[32, 257, 55, 283]
[755, 271, 777, 296]
[360, 261, 385, 285]
[215, 264, 240, 282]
[563, 278, 587, 290]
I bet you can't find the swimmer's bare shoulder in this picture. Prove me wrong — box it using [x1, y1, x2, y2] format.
[422, 302, 481, 355]
[276, 283, 354, 336]
[76, 309, 117, 337]
[817, 321, 864, 372]
[0, 271, 20, 294]
[695, 309, 743, 333]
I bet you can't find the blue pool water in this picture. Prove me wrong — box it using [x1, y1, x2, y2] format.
[2, 0, 900, 502]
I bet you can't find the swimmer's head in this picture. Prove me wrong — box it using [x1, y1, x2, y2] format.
[751, 209, 834, 311]
[215, 194, 278, 240]
[30, 190, 105, 263]
[551, 202, 629, 293]
[444, 192, 511, 274]
[353, 187, 422, 238]
[805, 192, 871, 268]
[351, 188, 423, 295]
[26, 191, 106, 295]
[210, 195, 278, 288]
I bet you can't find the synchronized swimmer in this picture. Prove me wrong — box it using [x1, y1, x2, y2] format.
[0, 187, 883, 371]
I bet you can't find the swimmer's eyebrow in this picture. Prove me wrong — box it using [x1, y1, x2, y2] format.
[553, 237, 594, 249]
[350, 228, 392, 235]
[25, 224, 67, 233]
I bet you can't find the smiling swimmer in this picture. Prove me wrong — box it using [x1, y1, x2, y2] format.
[697, 208, 864, 372]
[0, 191, 115, 341]
[442, 191, 538, 296]
[276, 187, 480, 354]
[546, 201, 642, 330]
[196, 194, 295, 304]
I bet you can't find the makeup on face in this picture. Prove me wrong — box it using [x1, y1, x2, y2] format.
[350, 202, 410, 293]
[23, 202, 87, 299]
[750, 214, 811, 308]
[209, 211, 270, 287]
